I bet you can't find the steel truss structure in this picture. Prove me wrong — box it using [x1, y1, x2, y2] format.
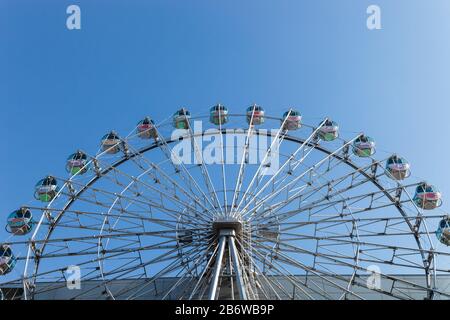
[1, 110, 449, 300]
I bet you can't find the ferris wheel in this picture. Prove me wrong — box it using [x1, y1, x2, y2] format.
[1, 104, 449, 300]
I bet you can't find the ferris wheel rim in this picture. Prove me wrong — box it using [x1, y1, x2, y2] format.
[18, 117, 439, 300]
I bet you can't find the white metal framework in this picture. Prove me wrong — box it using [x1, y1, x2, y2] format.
[1, 108, 449, 300]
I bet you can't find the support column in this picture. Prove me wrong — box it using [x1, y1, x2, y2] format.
[228, 236, 248, 300]
[208, 235, 226, 300]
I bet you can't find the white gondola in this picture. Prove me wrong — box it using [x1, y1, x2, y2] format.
[386, 155, 410, 180]
[246, 104, 265, 125]
[101, 131, 121, 154]
[414, 183, 442, 210]
[137, 117, 158, 139]
[34, 176, 58, 203]
[173, 108, 191, 129]
[66, 150, 89, 175]
[7, 207, 34, 236]
[281, 110, 302, 130]
[352, 135, 375, 157]
[318, 119, 339, 141]
[210, 104, 229, 125]
[436, 216, 450, 246]
[0, 245, 16, 276]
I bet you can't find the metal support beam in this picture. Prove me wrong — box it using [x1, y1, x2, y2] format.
[208, 235, 226, 300]
[228, 236, 248, 300]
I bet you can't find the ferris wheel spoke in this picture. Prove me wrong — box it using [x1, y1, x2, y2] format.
[70, 246, 198, 300]
[89, 154, 216, 222]
[263, 239, 450, 299]
[9, 228, 208, 249]
[243, 135, 362, 221]
[59, 190, 208, 229]
[3, 113, 447, 301]
[239, 119, 329, 217]
[250, 163, 381, 223]
[230, 106, 257, 218]
[124, 243, 211, 300]
[235, 111, 294, 214]
[31, 266, 103, 298]
[276, 214, 447, 231]
[183, 111, 224, 215]
[99, 242, 207, 284]
[215, 114, 229, 215]
[249, 239, 364, 299]
[57, 176, 213, 226]
[236, 237, 320, 300]
[155, 114, 223, 215]
[28, 242, 178, 290]
[285, 153, 384, 197]
[84, 160, 216, 222]
[32, 237, 185, 260]
[269, 198, 412, 228]
[160, 242, 216, 300]
[290, 177, 402, 217]
[73, 252, 185, 298]
[116, 145, 217, 218]
[255, 234, 358, 263]
[254, 181, 422, 226]
[221, 239, 276, 300]
[275, 230, 450, 259]
[188, 242, 220, 299]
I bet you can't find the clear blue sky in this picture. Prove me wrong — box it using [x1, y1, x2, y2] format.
[1, 0, 450, 239]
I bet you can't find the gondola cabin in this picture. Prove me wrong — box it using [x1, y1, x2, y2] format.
[137, 117, 158, 139]
[246, 104, 265, 125]
[101, 131, 121, 154]
[34, 176, 58, 203]
[318, 119, 339, 141]
[436, 216, 450, 246]
[0, 245, 16, 276]
[352, 135, 376, 157]
[209, 104, 229, 125]
[414, 183, 442, 210]
[66, 151, 88, 175]
[386, 155, 410, 180]
[173, 108, 191, 129]
[282, 110, 302, 130]
[7, 207, 34, 235]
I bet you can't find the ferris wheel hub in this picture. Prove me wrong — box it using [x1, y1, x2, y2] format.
[212, 217, 243, 237]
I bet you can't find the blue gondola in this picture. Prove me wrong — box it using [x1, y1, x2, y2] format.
[66, 150, 89, 175]
[246, 104, 265, 125]
[137, 117, 158, 139]
[6, 207, 34, 236]
[436, 216, 450, 246]
[34, 176, 58, 203]
[413, 183, 442, 210]
[318, 119, 339, 141]
[386, 155, 410, 180]
[210, 104, 229, 125]
[0, 245, 16, 276]
[281, 109, 302, 130]
[353, 135, 376, 157]
[101, 131, 121, 154]
[173, 108, 191, 129]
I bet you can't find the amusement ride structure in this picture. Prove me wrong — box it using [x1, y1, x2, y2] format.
[1, 105, 449, 300]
